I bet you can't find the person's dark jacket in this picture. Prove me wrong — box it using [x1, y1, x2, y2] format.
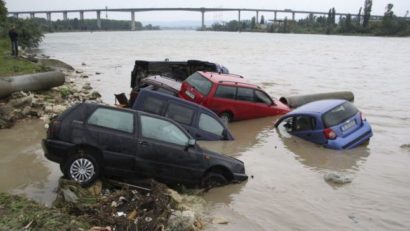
[9, 29, 18, 42]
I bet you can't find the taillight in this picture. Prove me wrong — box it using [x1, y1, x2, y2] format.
[360, 112, 366, 121]
[323, 128, 337, 140]
[47, 120, 61, 139]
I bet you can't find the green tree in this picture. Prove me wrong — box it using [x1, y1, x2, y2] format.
[260, 15, 265, 24]
[7, 18, 43, 48]
[0, 0, 7, 23]
[251, 16, 256, 29]
[363, 0, 372, 28]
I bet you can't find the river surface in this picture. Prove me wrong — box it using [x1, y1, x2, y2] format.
[1, 31, 410, 230]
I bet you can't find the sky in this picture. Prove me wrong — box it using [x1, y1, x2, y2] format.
[5, 0, 410, 23]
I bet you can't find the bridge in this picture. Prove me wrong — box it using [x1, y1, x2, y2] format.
[8, 7, 395, 30]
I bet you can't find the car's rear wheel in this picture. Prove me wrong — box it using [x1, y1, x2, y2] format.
[219, 112, 232, 125]
[63, 152, 100, 187]
[201, 172, 228, 188]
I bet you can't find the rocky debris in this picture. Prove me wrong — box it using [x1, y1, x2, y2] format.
[52, 178, 205, 231]
[211, 217, 229, 225]
[96, 72, 102, 75]
[82, 62, 87, 66]
[0, 68, 103, 129]
[400, 144, 410, 151]
[324, 172, 353, 184]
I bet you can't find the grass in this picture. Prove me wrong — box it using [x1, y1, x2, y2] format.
[0, 192, 91, 230]
[0, 39, 46, 77]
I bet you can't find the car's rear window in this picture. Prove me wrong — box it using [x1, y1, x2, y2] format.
[185, 72, 212, 96]
[323, 102, 359, 127]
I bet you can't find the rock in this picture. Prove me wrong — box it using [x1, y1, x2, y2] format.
[95, 72, 101, 75]
[10, 91, 27, 99]
[324, 172, 353, 184]
[76, 70, 84, 74]
[167, 210, 196, 231]
[8, 96, 33, 108]
[21, 106, 31, 116]
[111, 201, 118, 208]
[400, 144, 410, 150]
[83, 83, 92, 90]
[127, 210, 138, 220]
[87, 180, 102, 196]
[0, 104, 14, 116]
[81, 74, 88, 78]
[52, 105, 66, 114]
[61, 188, 79, 203]
[81, 62, 86, 66]
[167, 189, 183, 204]
[90, 91, 101, 99]
[212, 216, 229, 225]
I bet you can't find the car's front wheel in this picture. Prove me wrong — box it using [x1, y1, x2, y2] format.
[219, 112, 232, 125]
[63, 152, 100, 187]
[201, 172, 228, 188]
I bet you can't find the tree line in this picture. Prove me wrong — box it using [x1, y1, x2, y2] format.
[209, 1, 410, 36]
[0, 0, 158, 49]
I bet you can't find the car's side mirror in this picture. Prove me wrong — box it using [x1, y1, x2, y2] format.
[222, 129, 228, 140]
[188, 139, 196, 146]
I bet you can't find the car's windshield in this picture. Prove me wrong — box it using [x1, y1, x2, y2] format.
[185, 72, 212, 96]
[323, 102, 358, 127]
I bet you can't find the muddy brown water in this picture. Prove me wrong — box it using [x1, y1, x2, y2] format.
[1, 31, 410, 230]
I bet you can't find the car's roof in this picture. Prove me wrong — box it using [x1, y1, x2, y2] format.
[142, 75, 181, 91]
[287, 99, 347, 116]
[198, 71, 260, 89]
[139, 88, 218, 114]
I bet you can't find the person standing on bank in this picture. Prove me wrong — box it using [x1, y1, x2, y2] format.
[8, 26, 18, 57]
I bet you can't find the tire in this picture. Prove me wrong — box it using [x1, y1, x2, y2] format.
[63, 151, 100, 187]
[219, 112, 232, 125]
[201, 172, 228, 189]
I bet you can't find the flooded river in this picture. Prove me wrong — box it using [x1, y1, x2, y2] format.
[1, 31, 410, 230]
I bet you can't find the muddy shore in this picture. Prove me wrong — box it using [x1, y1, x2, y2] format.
[0, 55, 213, 230]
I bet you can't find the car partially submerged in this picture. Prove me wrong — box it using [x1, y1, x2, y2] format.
[132, 89, 234, 141]
[117, 59, 229, 107]
[42, 103, 247, 187]
[274, 99, 372, 150]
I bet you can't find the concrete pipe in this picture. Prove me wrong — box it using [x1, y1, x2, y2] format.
[0, 71, 65, 98]
[279, 91, 354, 108]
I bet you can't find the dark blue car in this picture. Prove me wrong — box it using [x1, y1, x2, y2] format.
[274, 99, 372, 150]
[132, 89, 234, 141]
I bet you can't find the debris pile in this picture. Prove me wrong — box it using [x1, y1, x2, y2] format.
[53, 179, 206, 231]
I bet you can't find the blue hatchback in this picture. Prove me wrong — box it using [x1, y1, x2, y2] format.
[274, 99, 372, 150]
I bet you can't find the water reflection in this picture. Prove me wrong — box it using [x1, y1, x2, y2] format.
[199, 116, 278, 156]
[276, 125, 370, 172]
[0, 120, 59, 204]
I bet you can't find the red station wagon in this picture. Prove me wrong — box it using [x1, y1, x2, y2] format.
[179, 71, 290, 123]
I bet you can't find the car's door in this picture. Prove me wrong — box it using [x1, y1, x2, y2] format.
[290, 115, 327, 144]
[79, 107, 138, 176]
[208, 85, 237, 116]
[137, 114, 205, 183]
[234, 87, 263, 120]
[195, 112, 227, 140]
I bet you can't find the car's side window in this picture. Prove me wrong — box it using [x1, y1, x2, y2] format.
[88, 108, 134, 133]
[215, 85, 236, 99]
[293, 116, 316, 131]
[198, 113, 224, 136]
[165, 103, 195, 125]
[255, 90, 273, 105]
[140, 115, 189, 146]
[143, 96, 166, 115]
[237, 87, 256, 102]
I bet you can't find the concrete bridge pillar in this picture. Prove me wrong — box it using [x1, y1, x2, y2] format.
[97, 11, 101, 29]
[292, 12, 295, 21]
[46, 12, 51, 21]
[256, 11, 259, 25]
[274, 11, 277, 22]
[201, 10, 205, 30]
[30, 13, 35, 19]
[80, 11, 84, 21]
[238, 10, 241, 31]
[63, 11, 68, 21]
[131, 11, 136, 31]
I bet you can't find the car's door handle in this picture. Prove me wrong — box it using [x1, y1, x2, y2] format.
[138, 141, 148, 146]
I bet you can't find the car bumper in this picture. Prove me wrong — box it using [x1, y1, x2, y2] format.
[326, 122, 373, 150]
[42, 139, 75, 164]
[232, 172, 248, 182]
